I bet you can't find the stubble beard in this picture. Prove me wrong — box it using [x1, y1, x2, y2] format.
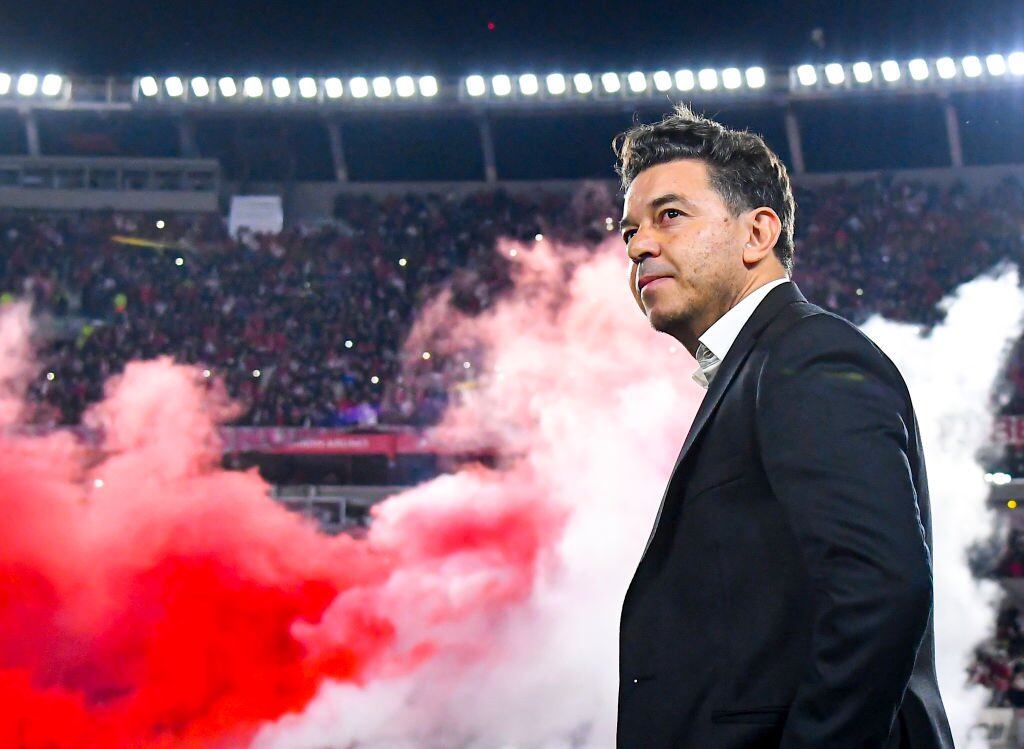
[645, 287, 694, 338]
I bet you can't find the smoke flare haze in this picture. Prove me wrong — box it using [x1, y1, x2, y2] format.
[0, 236, 1019, 748]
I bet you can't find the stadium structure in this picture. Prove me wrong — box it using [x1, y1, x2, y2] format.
[3, 49, 1024, 746]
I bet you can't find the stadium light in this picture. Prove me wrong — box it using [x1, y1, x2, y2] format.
[418, 76, 438, 96]
[697, 68, 718, 90]
[466, 75, 486, 96]
[986, 54, 1007, 75]
[139, 76, 158, 96]
[350, 77, 369, 98]
[625, 71, 646, 93]
[372, 76, 392, 97]
[218, 77, 238, 97]
[600, 72, 621, 93]
[745, 66, 766, 88]
[627, 71, 647, 92]
[243, 76, 263, 97]
[546, 73, 566, 95]
[0, 73, 11, 95]
[324, 77, 343, 98]
[852, 61, 873, 83]
[298, 77, 317, 98]
[652, 70, 672, 91]
[492, 74, 512, 96]
[1008, 52, 1024, 75]
[961, 55, 982, 77]
[796, 64, 817, 86]
[721, 67, 742, 89]
[40, 74, 62, 96]
[191, 77, 211, 97]
[271, 77, 291, 97]
[573, 73, 593, 93]
[824, 63, 845, 85]
[17, 73, 38, 96]
[395, 75, 415, 97]
[164, 76, 185, 97]
[880, 60, 901, 82]
[519, 73, 539, 95]
[936, 57, 957, 79]
[675, 69, 695, 91]
[908, 59, 929, 80]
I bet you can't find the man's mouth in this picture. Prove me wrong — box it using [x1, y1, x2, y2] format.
[638, 274, 672, 292]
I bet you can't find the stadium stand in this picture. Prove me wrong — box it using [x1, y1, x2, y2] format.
[6, 166, 1024, 717]
[4, 173, 1023, 429]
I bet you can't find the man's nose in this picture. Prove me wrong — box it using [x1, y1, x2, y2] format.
[626, 229, 660, 264]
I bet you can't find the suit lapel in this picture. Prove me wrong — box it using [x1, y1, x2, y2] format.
[637, 281, 807, 561]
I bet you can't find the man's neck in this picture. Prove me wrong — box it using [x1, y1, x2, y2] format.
[678, 273, 790, 357]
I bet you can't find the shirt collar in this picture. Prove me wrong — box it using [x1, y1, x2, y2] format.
[691, 277, 790, 388]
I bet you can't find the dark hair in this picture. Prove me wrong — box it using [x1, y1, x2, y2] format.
[612, 103, 796, 274]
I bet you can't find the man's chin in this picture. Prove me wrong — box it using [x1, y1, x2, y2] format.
[646, 303, 689, 335]
[646, 307, 676, 333]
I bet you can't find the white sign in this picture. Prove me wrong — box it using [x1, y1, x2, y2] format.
[228, 195, 283, 238]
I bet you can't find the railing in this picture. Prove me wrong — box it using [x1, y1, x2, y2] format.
[0, 156, 219, 212]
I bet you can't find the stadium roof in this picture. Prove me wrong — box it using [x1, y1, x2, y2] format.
[0, 0, 1021, 76]
[0, 52, 1020, 113]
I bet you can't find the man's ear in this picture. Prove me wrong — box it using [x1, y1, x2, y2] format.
[741, 207, 782, 265]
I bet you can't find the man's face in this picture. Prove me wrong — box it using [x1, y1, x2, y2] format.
[620, 159, 748, 345]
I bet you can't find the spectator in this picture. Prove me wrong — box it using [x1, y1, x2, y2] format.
[3, 175, 1024, 428]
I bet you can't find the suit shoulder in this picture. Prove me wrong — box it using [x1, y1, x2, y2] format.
[761, 307, 905, 390]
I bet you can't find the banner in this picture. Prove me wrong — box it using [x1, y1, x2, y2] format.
[10, 425, 496, 456]
[218, 427, 493, 456]
[228, 195, 284, 238]
[994, 415, 1024, 446]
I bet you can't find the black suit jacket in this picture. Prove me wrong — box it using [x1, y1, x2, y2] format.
[618, 282, 954, 749]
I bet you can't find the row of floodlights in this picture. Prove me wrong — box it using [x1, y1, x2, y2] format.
[131, 54, 1024, 105]
[795, 53, 1024, 87]
[0, 73, 63, 97]
[464, 68, 767, 97]
[137, 75, 441, 100]
[986, 471, 1014, 485]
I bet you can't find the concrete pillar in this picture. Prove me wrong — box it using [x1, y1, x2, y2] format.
[178, 116, 199, 158]
[325, 120, 349, 183]
[21, 109, 40, 156]
[943, 99, 964, 168]
[477, 115, 498, 183]
[783, 108, 805, 175]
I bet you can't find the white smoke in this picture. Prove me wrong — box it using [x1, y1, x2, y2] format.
[861, 264, 1023, 744]
[253, 240, 1021, 748]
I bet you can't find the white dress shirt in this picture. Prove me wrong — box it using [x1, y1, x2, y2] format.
[691, 277, 791, 389]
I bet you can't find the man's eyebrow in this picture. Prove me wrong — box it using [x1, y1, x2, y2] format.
[618, 193, 695, 231]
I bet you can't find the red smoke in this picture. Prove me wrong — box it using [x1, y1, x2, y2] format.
[0, 304, 565, 748]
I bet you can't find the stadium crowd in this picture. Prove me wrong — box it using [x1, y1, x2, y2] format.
[2, 174, 1024, 429]
[968, 601, 1024, 708]
[6, 172, 1024, 711]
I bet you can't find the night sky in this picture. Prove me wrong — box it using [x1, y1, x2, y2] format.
[1, 0, 1022, 76]
[0, 1, 1020, 179]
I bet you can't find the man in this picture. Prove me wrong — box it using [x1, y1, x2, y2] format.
[614, 105, 954, 749]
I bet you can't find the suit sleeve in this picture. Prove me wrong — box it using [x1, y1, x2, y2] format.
[754, 314, 933, 749]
